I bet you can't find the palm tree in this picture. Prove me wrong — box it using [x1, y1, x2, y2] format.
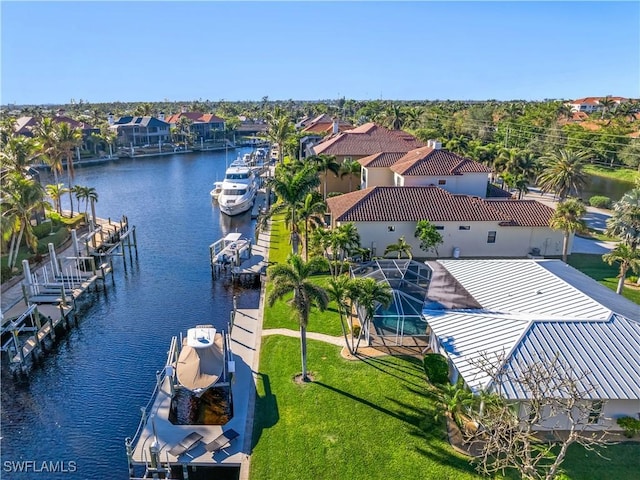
[384, 103, 406, 130]
[73, 185, 98, 222]
[267, 254, 329, 382]
[537, 149, 588, 200]
[602, 244, 640, 294]
[605, 188, 640, 250]
[326, 275, 355, 355]
[339, 158, 361, 192]
[598, 96, 616, 119]
[2, 174, 47, 269]
[351, 277, 393, 350]
[45, 183, 69, 216]
[55, 122, 83, 216]
[384, 236, 413, 259]
[549, 198, 587, 263]
[0, 136, 40, 178]
[296, 192, 326, 260]
[264, 113, 294, 164]
[265, 165, 320, 253]
[34, 117, 63, 183]
[176, 116, 193, 149]
[308, 154, 340, 199]
[331, 223, 360, 276]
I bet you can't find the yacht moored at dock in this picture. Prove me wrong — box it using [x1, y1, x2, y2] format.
[217, 159, 257, 216]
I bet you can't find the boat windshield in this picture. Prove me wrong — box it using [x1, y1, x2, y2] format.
[226, 172, 250, 180]
[222, 189, 247, 195]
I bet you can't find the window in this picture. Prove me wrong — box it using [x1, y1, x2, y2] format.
[588, 401, 603, 424]
[438, 179, 446, 185]
[487, 231, 496, 243]
[388, 226, 395, 232]
[459, 226, 470, 231]
[435, 226, 444, 231]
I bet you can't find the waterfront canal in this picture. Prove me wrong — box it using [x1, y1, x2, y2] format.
[0, 148, 261, 479]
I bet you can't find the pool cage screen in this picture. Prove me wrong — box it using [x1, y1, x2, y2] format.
[350, 259, 432, 345]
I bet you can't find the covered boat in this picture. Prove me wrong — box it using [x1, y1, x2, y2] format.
[176, 325, 225, 396]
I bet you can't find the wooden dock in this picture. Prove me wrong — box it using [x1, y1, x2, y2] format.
[1, 215, 138, 374]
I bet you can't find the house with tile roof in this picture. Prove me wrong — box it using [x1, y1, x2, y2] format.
[360, 140, 492, 198]
[311, 123, 425, 194]
[299, 115, 353, 159]
[14, 114, 99, 150]
[326, 186, 564, 258]
[109, 116, 171, 147]
[422, 258, 640, 432]
[566, 96, 629, 113]
[164, 111, 225, 142]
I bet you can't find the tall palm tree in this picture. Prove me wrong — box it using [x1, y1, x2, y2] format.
[55, 122, 83, 216]
[384, 103, 406, 130]
[265, 165, 320, 253]
[326, 275, 355, 355]
[2, 174, 47, 269]
[296, 191, 326, 260]
[45, 183, 69, 216]
[537, 149, 588, 200]
[265, 113, 294, 164]
[307, 154, 340, 199]
[549, 198, 587, 263]
[384, 236, 413, 259]
[598, 96, 616, 119]
[0, 136, 40, 179]
[176, 116, 193, 149]
[331, 223, 361, 276]
[73, 185, 98, 221]
[34, 117, 63, 183]
[339, 158, 361, 192]
[351, 277, 393, 350]
[602, 244, 640, 294]
[267, 254, 329, 382]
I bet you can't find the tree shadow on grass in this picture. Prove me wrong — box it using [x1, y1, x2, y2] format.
[251, 372, 279, 450]
[356, 354, 426, 388]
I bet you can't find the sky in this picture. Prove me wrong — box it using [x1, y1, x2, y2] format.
[1, 1, 639, 105]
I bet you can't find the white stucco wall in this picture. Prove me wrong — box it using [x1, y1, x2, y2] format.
[396, 172, 490, 198]
[337, 221, 565, 258]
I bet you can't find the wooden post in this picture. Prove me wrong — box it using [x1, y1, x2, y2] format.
[12, 329, 24, 366]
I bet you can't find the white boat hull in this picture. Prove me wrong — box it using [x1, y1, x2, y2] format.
[219, 195, 254, 216]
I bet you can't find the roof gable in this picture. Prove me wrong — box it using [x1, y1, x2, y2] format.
[313, 123, 424, 156]
[390, 146, 491, 176]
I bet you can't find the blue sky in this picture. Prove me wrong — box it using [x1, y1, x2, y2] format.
[1, 1, 638, 105]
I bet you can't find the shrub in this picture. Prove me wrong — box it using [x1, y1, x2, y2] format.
[589, 195, 611, 209]
[423, 354, 449, 385]
[617, 416, 640, 438]
[351, 325, 361, 338]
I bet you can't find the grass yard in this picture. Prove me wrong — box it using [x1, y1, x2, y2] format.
[584, 165, 639, 184]
[568, 253, 640, 304]
[266, 214, 292, 265]
[249, 336, 640, 480]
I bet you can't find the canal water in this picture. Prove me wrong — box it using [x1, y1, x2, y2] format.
[0, 148, 261, 479]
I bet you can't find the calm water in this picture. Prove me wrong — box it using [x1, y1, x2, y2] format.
[581, 174, 635, 202]
[0, 148, 260, 479]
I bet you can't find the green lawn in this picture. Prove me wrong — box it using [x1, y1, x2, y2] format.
[584, 165, 639, 183]
[250, 336, 640, 480]
[266, 215, 291, 265]
[568, 253, 640, 304]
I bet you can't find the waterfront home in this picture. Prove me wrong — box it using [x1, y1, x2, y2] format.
[360, 140, 492, 198]
[423, 258, 640, 432]
[299, 114, 353, 158]
[164, 111, 226, 143]
[14, 114, 99, 151]
[311, 122, 424, 194]
[109, 115, 171, 147]
[325, 186, 564, 258]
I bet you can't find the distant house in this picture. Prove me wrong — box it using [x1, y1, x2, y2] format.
[325, 186, 564, 258]
[311, 123, 424, 194]
[360, 140, 491, 198]
[14, 113, 99, 150]
[109, 115, 171, 147]
[164, 111, 225, 142]
[566, 97, 628, 113]
[423, 258, 640, 432]
[299, 115, 353, 158]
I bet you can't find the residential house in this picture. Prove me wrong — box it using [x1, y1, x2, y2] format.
[325, 186, 564, 258]
[360, 140, 491, 198]
[422, 258, 640, 432]
[164, 111, 226, 143]
[566, 97, 628, 113]
[312, 123, 424, 194]
[109, 115, 171, 147]
[299, 115, 353, 159]
[14, 113, 99, 151]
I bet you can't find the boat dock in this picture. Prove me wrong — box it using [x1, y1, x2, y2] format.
[1, 215, 137, 374]
[209, 224, 268, 284]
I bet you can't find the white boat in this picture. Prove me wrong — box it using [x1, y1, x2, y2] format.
[176, 325, 230, 396]
[210, 181, 223, 201]
[217, 160, 257, 216]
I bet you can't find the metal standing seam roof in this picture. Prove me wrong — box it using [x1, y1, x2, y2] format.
[424, 259, 640, 401]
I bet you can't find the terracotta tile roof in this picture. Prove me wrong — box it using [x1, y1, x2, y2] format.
[569, 96, 628, 105]
[14, 116, 93, 135]
[486, 200, 556, 227]
[327, 186, 509, 223]
[358, 152, 407, 168]
[486, 184, 514, 198]
[313, 122, 424, 156]
[390, 146, 491, 176]
[164, 112, 224, 124]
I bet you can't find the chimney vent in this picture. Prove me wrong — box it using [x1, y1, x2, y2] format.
[158, 112, 165, 121]
[107, 113, 114, 125]
[332, 118, 339, 134]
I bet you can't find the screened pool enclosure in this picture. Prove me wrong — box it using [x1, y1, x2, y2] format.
[350, 259, 432, 345]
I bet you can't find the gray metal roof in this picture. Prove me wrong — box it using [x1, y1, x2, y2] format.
[437, 259, 613, 320]
[425, 259, 640, 401]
